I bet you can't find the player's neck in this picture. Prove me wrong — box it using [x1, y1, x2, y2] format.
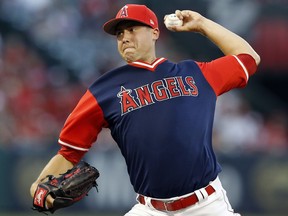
[136, 56, 157, 64]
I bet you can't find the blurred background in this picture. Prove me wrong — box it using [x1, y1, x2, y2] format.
[0, 0, 287, 216]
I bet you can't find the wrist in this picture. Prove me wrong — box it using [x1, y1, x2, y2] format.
[197, 17, 212, 36]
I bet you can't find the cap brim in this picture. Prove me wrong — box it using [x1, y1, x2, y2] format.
[103, 18, 151, 35]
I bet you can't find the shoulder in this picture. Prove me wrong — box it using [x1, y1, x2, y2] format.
[99, 64, 131, 79]
[89, 64, 130, 87]
[169, 59, 197, 66]
[174, 59, 203, 73]
[163, 59, 199, 70]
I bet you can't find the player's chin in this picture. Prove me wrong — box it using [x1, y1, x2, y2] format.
[122, 53, 137, 63]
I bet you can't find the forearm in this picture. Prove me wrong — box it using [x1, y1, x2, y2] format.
[199, 18, 260, 64]
[172, 10, 261, 65]
[30, 154, 73, 197]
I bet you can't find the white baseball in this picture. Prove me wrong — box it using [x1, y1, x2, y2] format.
[164, 14, 183, 28]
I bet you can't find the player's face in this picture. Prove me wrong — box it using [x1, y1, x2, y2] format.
[115, 21, 159, 63]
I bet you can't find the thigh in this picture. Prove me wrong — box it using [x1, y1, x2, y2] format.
[124, 203, 165, 216]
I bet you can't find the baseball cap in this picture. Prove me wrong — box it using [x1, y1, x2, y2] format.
[103, 4, 158, 35]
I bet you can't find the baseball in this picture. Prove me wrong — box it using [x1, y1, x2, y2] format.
[164, 14, 183, 28]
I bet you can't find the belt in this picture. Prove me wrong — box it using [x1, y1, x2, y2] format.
[137, 185, 215, 212]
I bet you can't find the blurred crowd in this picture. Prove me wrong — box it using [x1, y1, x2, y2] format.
[0, 34, 85, 150]
[0, 0, 287, 154]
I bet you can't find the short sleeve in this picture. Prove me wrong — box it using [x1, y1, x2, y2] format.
[58, 90, 108, 163]
[196, 54, 257, 96]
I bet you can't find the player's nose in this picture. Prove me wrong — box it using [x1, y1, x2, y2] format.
[122, 30, 132, 42]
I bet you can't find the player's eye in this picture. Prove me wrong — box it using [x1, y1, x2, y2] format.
[130, 24, 142, 31]
[127, 27, 135, 32]
[116, 30, 124, 38]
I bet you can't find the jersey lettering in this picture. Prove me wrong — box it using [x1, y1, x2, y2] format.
[135, 85, 155, 106]
[176, 76, 191, 96]
[185, 76, 199, 96]
[117, 86, 139, 114]
[164, 77, 181, 98]
[152, 80, 169, 101]
[117, 76, 199, 115]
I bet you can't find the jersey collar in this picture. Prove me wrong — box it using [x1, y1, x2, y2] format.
[128, 57, 167, 72]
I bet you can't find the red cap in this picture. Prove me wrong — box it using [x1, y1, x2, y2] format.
[103, 4, 158, 35]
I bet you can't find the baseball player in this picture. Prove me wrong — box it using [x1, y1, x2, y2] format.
[30, 4, 260, 216]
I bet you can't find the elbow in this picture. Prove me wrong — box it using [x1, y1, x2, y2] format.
[30, 182, 36, 197]
[254, 53, 261, 66]
[30, 182, 38, 197]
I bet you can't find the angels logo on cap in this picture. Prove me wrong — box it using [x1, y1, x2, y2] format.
[103, 4, 159, 35]
[119, 5, 128, 17]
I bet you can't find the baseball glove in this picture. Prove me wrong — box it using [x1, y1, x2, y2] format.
[32, 161, 99, 213]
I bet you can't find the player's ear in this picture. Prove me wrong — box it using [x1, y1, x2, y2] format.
[152, 28, 160, 41]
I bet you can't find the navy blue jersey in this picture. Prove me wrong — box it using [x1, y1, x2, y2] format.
[58, 55, 257, 198]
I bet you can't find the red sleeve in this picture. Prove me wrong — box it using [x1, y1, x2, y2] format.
[58, 90, 108, 164]
[196, 54, 257, 96]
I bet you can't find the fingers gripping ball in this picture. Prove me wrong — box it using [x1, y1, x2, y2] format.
[164, 14, 183, 29]
[32, 161, 99, 213]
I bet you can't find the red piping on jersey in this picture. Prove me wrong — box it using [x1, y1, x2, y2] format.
[129, 57, 167, 71]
